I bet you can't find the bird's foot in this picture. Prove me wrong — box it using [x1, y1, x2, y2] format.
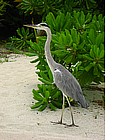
[51, 121, 67, 126]
[65, 123, 79, 127]
[51, 121, 78, 127]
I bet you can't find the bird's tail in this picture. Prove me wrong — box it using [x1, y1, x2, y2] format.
[77, 93, 88, 108]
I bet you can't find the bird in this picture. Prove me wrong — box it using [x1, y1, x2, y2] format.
[24, 23, 88, 127]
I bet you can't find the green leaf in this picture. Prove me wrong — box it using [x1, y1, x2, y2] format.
[71, 28, 78, 43]
[31, 101, 43, 109]
[48, 70, 53, 81]
[89, 29, 95, 44]
[83, 55, 93, 61]
[79, 40, 85, 49]
[90, 48, 94, 58]
[91, 45, 98, 57]
[52, 91, 61, 99]
[99, 50, 104, 59]
[96, 33, 103, 47]
[49, 103, 56, 111]
[65, 55, 73, 64]
[38, 78, 52, 85]
[59, 13, 65, 30]
[17, 28, 22, 38]
[98, 64, 104, 72]
[55, 14, 61, 31]
[30, 58, 39, 63]
[85, 13, 92, 23]
[32, 89, 43, 101]
[38, 104, 48, 111]
[79, 11, 85, 25]
[93, 66, 99, 76]
[42, 84, 46, 94]
[95, 47, 100, 57]
[45, 91, 50, 100]
[40, 71, 49, 81]
[37, 65, 46, 71]
[63, 12, 72, 29]
[65, 29, 73, 46]
[85, 63, 93, 72]
[46, 12, 55, 29]
[25, 52, 37, 57]
[21, 27, 26, 36]
[52, 50, 68, 58]
[73, 11, 81, 28]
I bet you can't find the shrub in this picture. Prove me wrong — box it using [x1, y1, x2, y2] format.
[26, 11, 105, 111]
[6, 27, 34, 51]
[17, 0, 104, 22]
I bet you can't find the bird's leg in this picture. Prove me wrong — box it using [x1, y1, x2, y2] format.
[59, 95, 65, 123]
[51, 95, 67, 125]
[65, 96, 79, 127]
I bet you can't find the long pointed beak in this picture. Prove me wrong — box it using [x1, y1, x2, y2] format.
[24, 24, 37, 29]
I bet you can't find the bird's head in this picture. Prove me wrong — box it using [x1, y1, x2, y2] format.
[24, 23, 49, 31]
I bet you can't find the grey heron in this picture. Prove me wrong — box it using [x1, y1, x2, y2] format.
[24, 23, 88, 127]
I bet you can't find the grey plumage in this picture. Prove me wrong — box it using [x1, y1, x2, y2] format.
[54, 64, 88, 108]
[24, 23, 88, 127]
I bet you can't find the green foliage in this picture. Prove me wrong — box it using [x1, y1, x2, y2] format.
[0, 0, 8, 16]
[6, 27, 34, 50]
[48, 12, 105, 85]
[26, 11, 105, 111]
[17, 0, 104, 19]
[17, 0, 46, 15]
[2, 0, 104, 112]
[46, 12, 72, 33]
[28, 50, 63, 111]
[31, 84, 63, 111]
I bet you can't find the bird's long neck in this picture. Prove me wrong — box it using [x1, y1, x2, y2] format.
[44, 28, 56, 72]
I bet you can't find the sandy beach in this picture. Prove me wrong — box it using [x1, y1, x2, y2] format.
[0, 54, 104, 140]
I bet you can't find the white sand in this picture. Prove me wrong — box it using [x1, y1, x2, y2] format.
[0, 54, 104, 140]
